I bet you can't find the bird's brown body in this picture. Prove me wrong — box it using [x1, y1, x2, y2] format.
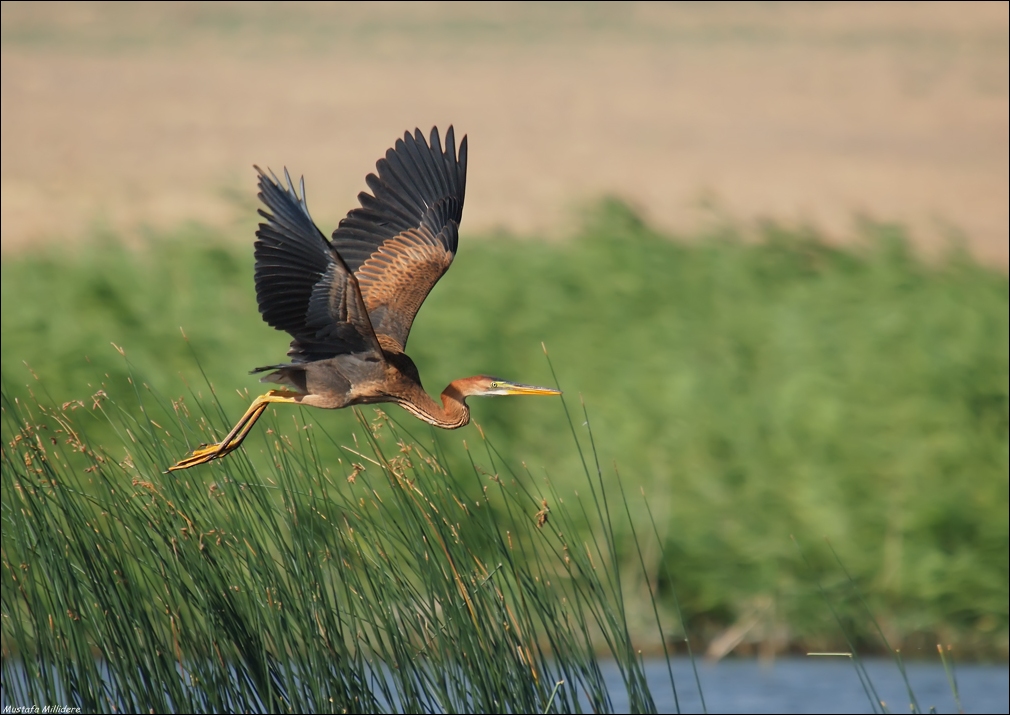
[264, 351, 474, 429]
[169, 127, 559, 471]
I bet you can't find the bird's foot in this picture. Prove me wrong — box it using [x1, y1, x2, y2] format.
[166, 442, 232, 472]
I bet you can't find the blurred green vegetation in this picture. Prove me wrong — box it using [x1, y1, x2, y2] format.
[2, 200, 1006, 656]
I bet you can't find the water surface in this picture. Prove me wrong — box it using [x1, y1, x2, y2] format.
[603, 657, 1009, 714]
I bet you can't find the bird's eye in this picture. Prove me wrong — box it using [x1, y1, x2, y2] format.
[490, 382, 499, 388]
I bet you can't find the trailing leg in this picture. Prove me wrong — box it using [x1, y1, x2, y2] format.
[167, 390, 301, 471]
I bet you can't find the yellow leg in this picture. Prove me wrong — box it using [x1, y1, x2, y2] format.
[166, 390, 301, 472]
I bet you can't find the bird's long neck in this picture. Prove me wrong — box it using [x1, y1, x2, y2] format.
[396, 380, 471, 429]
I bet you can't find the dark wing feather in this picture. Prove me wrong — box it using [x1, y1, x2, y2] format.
[254, 167, 381, 364]
[330, 126, 467, 352]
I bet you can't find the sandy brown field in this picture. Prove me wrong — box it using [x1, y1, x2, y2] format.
[2, 2, 1007, 264]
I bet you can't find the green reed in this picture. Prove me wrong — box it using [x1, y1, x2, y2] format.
[2, 355, 688, 712]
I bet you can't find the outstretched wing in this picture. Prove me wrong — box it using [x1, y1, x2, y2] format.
[330, 126, 467, 353]
[253, 167, 382, 364]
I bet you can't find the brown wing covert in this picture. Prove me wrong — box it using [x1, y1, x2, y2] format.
[330, 126, 468, 351]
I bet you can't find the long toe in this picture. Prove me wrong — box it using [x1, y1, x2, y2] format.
[167, 443, 225, 472]
[167, 454, 208, 472]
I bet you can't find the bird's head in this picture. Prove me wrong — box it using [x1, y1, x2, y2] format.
[459, 375, 562, 398]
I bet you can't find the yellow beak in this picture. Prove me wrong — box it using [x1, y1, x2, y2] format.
[497, 381, 562, 396]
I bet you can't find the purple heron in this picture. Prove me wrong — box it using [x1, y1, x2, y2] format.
[169, 126, 560, 471]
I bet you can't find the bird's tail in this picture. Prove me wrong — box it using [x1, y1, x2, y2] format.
[250, 364, 308, 393]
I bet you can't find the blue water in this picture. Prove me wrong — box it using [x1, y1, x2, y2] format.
[3, 657, 1006, 713]
[605, 657, 1010, 714]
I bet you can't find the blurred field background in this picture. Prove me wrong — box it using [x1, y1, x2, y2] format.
[2, 1, 1008, 661]
[3, 1, 1008, 263]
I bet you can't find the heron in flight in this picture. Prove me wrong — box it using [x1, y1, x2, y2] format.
[169, 127, 560, 471]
